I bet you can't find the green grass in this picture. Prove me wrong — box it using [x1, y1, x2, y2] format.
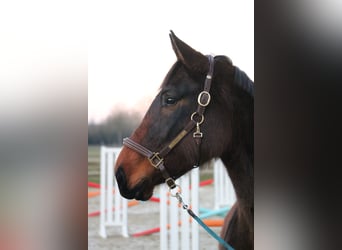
[88, 146, 100, 183]
[88, 175, 100, 184]
[88, 145, 100, 158]
[200, 171, 213, 182]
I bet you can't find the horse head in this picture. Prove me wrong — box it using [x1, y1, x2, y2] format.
[115, 31, 252, 202]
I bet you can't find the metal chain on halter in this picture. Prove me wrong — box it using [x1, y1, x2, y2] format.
[169, 184, 188, 209]
[168, 182, 234, 250]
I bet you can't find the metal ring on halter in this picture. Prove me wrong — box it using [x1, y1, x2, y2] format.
[191, 112, 204, 125]
[169, 184, 182, 197]
[197, 91, 211, 107]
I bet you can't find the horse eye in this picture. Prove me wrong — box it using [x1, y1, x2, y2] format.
[165, 97, 178, 105]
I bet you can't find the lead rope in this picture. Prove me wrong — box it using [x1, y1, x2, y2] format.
[169, 185, 234, 250]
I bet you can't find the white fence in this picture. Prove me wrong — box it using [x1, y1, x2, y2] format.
[159, 168, 200, 250]
[213, 159, 236, 209]
[98, 147, 235, 249]
[159, 159, 236, 250]
[99, 146, 128, 238]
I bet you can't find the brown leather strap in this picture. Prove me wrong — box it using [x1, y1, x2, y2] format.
[159, 121, 197, 158]
[123, 137, 176, 188]
[123, 137, 154, 158]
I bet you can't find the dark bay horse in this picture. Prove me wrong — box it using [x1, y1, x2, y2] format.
[115, 31, 254, 249]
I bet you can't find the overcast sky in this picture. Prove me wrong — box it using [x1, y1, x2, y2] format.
[88, 0, 254, 123]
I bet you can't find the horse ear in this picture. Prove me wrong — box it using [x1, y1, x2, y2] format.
[169, 30, 208, 74]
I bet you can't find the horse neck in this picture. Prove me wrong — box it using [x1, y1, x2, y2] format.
[221, 88, 254, 207]
[232, 92, 253, 168]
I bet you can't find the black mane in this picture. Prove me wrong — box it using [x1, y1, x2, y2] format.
[234, 66, 254, 97]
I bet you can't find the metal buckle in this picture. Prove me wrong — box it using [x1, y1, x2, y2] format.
[166, 178, 177, 190]
[148, 153, 163, 169]
[197, 91, 211, 107]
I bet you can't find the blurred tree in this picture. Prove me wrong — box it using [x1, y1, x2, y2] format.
[88, 110, 142, 146]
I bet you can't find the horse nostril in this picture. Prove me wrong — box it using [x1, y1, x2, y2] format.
[115, 166, 126, 187]
[115, 166, 136, 200]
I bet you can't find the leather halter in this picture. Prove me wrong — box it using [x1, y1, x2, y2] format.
[122, 55, 254, 189]
[123, 55, 215, 189]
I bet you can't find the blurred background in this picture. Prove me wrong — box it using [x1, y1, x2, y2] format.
[87, 0, 254, 193]
[0, 1, 88, 249]
[1, 0, 342, 249]
[87, 0, 254, 144]
[0, 0, 253, 249]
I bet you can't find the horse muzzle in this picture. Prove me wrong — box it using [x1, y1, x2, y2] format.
[115, 166, 153, 201]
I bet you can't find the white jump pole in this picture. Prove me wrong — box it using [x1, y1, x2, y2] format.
[159, 167, 200, 250]
[98, 146, 128, 238]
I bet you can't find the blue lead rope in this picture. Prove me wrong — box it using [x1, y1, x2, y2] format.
[171, 187, 234, 250]
[187, 208, 235, 250]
